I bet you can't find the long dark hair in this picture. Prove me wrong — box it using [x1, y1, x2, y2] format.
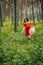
[24, 18, 29, 23]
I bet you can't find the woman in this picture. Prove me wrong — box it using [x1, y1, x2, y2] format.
[21, 18, 32, 39]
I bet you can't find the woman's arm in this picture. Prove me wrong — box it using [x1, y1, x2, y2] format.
[21, 27, 25, 33]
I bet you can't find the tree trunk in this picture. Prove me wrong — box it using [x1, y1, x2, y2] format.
[40, 0, 43, 21]
[31, 0, 35, 24]
[0, 4, 3, 27]
[14, 0, 17, 32]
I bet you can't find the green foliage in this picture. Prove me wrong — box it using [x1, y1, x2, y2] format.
[0, 23, 43, 65]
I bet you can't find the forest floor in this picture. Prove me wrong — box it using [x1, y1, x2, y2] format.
[0, 22, 43, 65]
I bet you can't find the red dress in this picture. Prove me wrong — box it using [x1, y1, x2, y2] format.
[24, 22, 32, 36]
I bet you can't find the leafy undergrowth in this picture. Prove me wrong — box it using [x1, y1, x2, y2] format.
[0, 23, 43, 65]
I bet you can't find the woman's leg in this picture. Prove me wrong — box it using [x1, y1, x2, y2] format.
[26, 35, 31, 39]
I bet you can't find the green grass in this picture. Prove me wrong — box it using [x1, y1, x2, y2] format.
[0, 22, 43, 65]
